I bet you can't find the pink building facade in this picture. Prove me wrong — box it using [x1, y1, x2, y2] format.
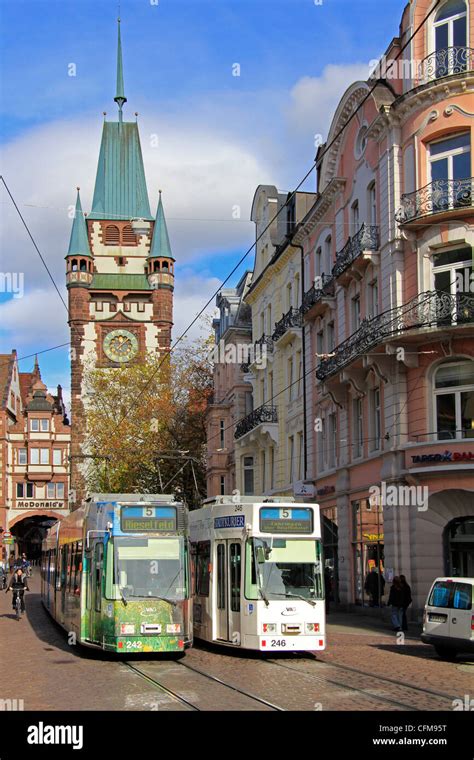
[296, 0, 474, 615]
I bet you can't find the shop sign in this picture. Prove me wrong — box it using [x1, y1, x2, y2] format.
[15, 501, 65, 509]
[293, 482, 315, 498]
[411, 450, 474, 464]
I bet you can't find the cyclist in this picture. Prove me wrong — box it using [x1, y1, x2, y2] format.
[21, 553, 32, 577]
[6, 567, 29, 614]
[0, 560, 6, 590]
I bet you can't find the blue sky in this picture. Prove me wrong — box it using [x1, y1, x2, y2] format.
[0, 0, 404, 395]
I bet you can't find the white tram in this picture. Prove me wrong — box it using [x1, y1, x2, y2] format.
[189, 496, 326, 652]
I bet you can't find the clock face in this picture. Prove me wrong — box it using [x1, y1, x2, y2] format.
[103, 329, 139, 363]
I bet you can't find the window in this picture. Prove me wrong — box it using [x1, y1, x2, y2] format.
[109, 302, 117, 312]
[47, 483, 55, 498]
[268, 371, 274, 402]
[53, 449, 62, 466]
[428, 132, 471, 212]
[434, 1, 467, 78]
[18, 449, 27, 465]
[260, 312, 265, 337]
[316, 330, 324, 359]
[328, 413, 337, 469]
[195, 541, 211, 596]
[288, 436, 295, 483]
[243, 456, 254, 495]
[296, 350, 302, 397]
[352, 498, 384, 605]
[368, 280, 379, 318]
[40, 449, 49, 464]
[105, 225, 120, 245]
[40, 419, 49, 432]
[220, 476, 225, 496]
[317, 418, 326, 473]
[368, 182, 377, 226]
[434, 361, 474, 440]
[30, 448, 39, 464]
[370, 388, 382, 451]
[17, 483, 33, 498]
[266, 304, 272, 334]
[270, 447, 275, 490]
[327, 322, 335, 353]
[352, 295, 361, 331]
[30, 419, 40, 432]
[123, 302, 131, 312]
[355, 126, 368, 159]
[315, 247, 322, 277]
[287, 282, 293, 310]
[353, 398, 364, 458]
[323, 235, 332, 274]
[288, 357, 294, 401]
[219, 420, 225, 448]
[230, 543, 241, 612]
[433, 246, 472, 323]
[57, 483, 65, 499]
[94, 543, 103, 612]
[137, 302, 145, 313]
[217, 544, 226, 609]
[261, 450, 266, 492]
[95, 301, 103, 312]
[351, 200, 360, 234]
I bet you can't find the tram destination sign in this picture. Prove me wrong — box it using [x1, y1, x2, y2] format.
[120, 506, 177, 532]
[260, 507, 313, 534]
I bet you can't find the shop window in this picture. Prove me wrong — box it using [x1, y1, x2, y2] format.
[434, 361, 474, 439]
[352, 497, 384, 606]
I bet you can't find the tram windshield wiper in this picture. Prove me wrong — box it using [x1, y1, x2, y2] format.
[126, 593, 177, 607]
[271, 592, 316, 607]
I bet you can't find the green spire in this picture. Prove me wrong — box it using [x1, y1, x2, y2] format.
[114, 18, 127, 121]
[67, 189, 92, 257]
[149, 191, 173, 259]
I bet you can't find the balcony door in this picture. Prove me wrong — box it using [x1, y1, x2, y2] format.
[429, 133, 471, 213]
[433, 247, 473, 324]
[434, 0, 467, 77]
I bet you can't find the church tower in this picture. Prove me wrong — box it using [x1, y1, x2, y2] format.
[66, 20, 174, 507]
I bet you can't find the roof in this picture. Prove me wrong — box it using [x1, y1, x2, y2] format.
[67, 189, 92, 258]
[148, 192, 173, 259]
[26, 390, 53, 412]
[89, 121, 153, 221]
[91, 273, 151, 291]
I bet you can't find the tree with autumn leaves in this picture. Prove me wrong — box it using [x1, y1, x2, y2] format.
[82, 333, 213, 507]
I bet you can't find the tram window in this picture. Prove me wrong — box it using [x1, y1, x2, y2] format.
[95, 544, 103, 612]
[74, 542, 82, 595]
[217, 544, 226, 610]
[68, 544, 74, 592]
[230, 543, 241, 612]
[196, 541, 210, 597]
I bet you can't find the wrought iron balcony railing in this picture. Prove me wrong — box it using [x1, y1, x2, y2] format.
[234, 404, 278, 440]
[255, 334, 274, 354]
[316, 290, 474, 381]
[272, 307, 303, 342]
[396, 178, 473, 223]
[301, 274, 335, 315]
[332, 224, 379, 278]
[417, 46, 474, 85]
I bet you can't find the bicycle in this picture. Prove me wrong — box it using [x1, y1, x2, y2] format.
[14, 591, 22, 621]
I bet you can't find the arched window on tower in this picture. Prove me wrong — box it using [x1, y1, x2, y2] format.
[433, 0, 467, 77]
[71, 259, 78, 272]
[105, 225, 120, 245]
[153, 261, 160, 272]
[162, 261, 169, 270]
[79, 260, 87, 272]
[122, 225, 137, 245]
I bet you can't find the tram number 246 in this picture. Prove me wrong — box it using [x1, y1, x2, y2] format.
[271, 640, 287, 647]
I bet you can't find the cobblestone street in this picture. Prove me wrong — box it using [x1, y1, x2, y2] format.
[1, 576, 471, 712]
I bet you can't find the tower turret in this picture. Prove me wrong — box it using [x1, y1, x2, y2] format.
[65, 188, 93, 288]
[146, 191, 175, 291]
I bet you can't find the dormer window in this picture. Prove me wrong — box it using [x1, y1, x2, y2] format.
[434, 0, 467, 76]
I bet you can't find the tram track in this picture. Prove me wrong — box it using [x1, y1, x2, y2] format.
[264, 656, 458, 711]
[123, 659, 285, 711]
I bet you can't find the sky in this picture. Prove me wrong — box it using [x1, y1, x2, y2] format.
[0, 0, 404, 404]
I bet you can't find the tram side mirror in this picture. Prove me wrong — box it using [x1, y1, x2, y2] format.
[256, 547, 266, 564]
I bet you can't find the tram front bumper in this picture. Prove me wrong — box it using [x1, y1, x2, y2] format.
[105, 636, 190, 653]
[248, 635, 325, 652]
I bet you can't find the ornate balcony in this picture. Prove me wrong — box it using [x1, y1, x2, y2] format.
[332, 224, 379, 279]
[255, 334, 274, 354]
[272, 307, 303, 342]
[416, 46, 474, 86]
[396, 178, 473, 223]
[316, 290, 474, 382]
[234, 404, 278, 440]
[301, 274, 335, 316]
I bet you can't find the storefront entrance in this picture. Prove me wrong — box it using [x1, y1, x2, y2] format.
[446, 517, 474, 577]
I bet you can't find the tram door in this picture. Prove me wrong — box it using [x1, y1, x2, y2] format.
[215, 540, 242, 644]
[90, 542, 104, 642]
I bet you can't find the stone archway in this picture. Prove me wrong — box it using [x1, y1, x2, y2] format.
[9, 512, 64, 562]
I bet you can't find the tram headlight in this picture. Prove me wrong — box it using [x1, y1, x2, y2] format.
[305, 623, 320, 633]
[262, 623, 277, 634]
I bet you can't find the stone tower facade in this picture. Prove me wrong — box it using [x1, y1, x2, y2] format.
[66, 21, 174, 507]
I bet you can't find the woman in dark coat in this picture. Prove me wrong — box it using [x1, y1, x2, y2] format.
[400, 574, 412, 632]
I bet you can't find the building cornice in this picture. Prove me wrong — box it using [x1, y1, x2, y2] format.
[292, 178, 346, 244]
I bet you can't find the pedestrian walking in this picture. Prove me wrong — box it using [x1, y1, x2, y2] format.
[387, 576, 405, 632]
[400, 574, 412, 632]
[364, 568, 385, 607]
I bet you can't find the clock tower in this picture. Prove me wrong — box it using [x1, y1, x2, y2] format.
[66, 20, 174, 507]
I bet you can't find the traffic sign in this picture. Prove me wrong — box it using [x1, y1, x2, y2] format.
[3, 531, 11, 537]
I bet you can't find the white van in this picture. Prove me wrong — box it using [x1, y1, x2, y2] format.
[421, 577, 474, 659]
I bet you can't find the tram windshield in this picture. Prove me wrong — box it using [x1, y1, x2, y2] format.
[246, 538, 324, 602]
[106, 537, 187, 602]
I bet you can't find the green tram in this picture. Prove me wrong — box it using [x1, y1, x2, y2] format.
[41, 493, 192, 653]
